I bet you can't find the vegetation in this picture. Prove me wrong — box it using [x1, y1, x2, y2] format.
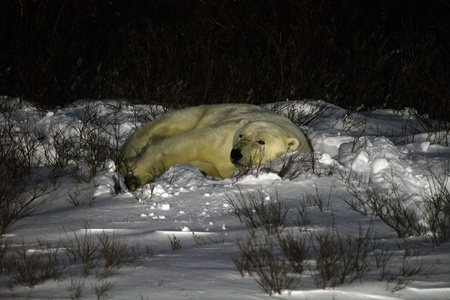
[0, 96, 448, 297]
[0, 2, 449, 293]
[0, 0, 448, 121]
[228, 189, 433, 295]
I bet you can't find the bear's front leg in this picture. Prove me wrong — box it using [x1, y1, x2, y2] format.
[121, 158, 158, 191]
[124, 135, 200, 190]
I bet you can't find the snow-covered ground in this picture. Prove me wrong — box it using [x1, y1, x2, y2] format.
[1, 99, 449, 299]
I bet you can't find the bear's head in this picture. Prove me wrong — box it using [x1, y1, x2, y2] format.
[230, 121, 300, 167]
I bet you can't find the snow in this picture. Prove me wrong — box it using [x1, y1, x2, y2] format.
[1, 98, 450, 299]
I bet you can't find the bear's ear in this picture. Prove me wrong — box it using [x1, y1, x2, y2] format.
[287, 138, 299, 150]
[239, 119, 249, 127]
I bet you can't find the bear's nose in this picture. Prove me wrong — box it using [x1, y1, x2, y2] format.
[230, 149, 243, 161]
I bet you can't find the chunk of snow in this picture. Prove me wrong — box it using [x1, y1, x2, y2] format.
[420, 141, 431, 151]
[351, 150, 370, 172]
[158, 203, 171, 210]
[318, 152, 335, 165]
[371, 158, 390, 174]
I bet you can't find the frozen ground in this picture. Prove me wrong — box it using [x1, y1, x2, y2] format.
[0, 99, 449, 299]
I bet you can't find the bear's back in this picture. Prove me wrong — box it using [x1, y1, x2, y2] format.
[199, 104, 305, 142]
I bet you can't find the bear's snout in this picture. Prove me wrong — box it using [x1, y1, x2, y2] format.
[230, 148, 243, 164]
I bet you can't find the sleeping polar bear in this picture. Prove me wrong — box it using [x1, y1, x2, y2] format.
[119, 104, 311, 190]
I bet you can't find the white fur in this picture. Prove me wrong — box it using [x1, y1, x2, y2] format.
[119, 104, 311, 190]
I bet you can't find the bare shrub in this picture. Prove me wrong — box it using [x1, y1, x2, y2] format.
[233, 235, 301, 296]
[8, 239, 61, 288]
[168, 235, 182, 251]
[270, 100, 331, 127]
[67, 185, 97, 208]
[92, 279, 113, 300]
[229, 189, 305, 295]
[0, 100, 59, 235]
[1, 2, 448, 121]
[343, 171, 424, 239]
[229, 187, 428, 294]
[72, 223, 99, 268]
[225, 189, 288, 236]
[3, 218, 142, 292]
[296, 199, 311, 229]
[192, 232, 207, 247]
[0, 236, 11, 273]
[384, 251, 427, 293]
[310, 220, 373, 288]
[131, 183, 155, 204]
[413, 112, 450, 146]
[61, 221, 99, 277]
[97, 230, 140, 269]
[421, 164, 450, 246]
[344, 165, 450, 245]
[334, 109, 368, 133]
[53, 103, 118, 183]
[0, 172, 58, 236]
[62, 221, 141, 279]
[265, 150, 314, 180]
[304, 183, 334, 213]
[66, 275, 84, 300]
[371, 238, 393, 281]
[276, 229, 309, 275]
[207, 233, 230, 244]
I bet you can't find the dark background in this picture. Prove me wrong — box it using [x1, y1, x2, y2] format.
[1, 0, 449, 120]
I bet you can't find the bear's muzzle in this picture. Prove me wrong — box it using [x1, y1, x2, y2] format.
[230, 148, 244, 166]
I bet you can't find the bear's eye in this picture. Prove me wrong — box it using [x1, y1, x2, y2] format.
[239, 134, 243, 138]
[257, 140, 265, 145]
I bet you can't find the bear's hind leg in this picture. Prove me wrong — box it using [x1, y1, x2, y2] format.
[134, 106, 209, 143]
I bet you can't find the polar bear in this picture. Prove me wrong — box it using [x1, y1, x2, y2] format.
[119, 104, 311, 190]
